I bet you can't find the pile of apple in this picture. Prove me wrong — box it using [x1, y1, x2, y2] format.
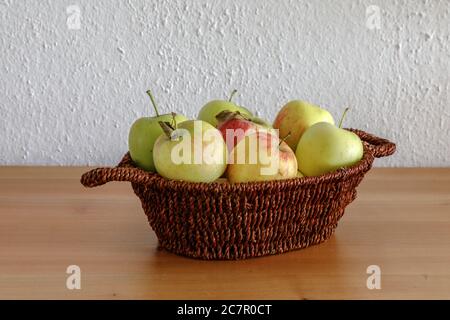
[128, 90, 364, 183]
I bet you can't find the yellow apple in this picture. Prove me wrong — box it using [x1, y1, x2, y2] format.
[227, 131, 298, 183]
[153, 120, 227, 183]
[296, 119, 363, 177]
[273, 100, 335, 151]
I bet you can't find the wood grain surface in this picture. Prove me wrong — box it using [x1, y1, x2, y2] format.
[0, 167, 449, 299]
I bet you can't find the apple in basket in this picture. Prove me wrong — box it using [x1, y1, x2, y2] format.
[216, 110, 273, 152]
[197, 90, 253, 127]
[153, 119, 227, 183]
[296, 108, 364, 176]
[226, 131, 298, 183]
[128, 90, 188, 172]
[273, 100, 335, 152]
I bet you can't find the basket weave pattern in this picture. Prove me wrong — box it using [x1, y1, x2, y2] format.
[81, 129, 395, 260]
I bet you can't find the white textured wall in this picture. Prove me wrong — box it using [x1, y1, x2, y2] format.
[0, 0, 449, 166]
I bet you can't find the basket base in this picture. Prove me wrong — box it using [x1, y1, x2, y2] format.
[155, 225, 337, 260]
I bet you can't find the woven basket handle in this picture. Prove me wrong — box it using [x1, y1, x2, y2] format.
[80, 153, 156, 187]
[350, 129, 396, 158]
[80, 167, 157, 187]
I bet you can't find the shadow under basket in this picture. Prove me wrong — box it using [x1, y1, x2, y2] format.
[81, 129, 395, 260]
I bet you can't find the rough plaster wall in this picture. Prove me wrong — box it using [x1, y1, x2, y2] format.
[0, 0, 449, 166]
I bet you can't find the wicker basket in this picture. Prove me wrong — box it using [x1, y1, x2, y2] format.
[81, 129, 395, 260]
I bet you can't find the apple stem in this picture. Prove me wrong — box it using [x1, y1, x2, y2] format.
[159, 121, 174, 139]
[338, 107, 350, 129]
[146, 90, 160, 117]
[228, 89, 238, 102]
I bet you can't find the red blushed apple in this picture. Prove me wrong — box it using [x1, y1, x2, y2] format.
[217, 111, 272, 152]
[218, 117, 260, 152]
[273, 100, 335, 152]
[226, 131, 298, 183]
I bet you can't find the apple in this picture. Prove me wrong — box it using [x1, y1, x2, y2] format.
[238, 105, 252, 115]
[249, 116, 272, 129]
[153, 120, 227, 183]
[128, 90, 188, 172]
[273, 100, 335, 151]
[295, 108, 363, 177]
[226, 131, 298, 183]
[216, 111, 273, 152]
[198, 90, 253, 127]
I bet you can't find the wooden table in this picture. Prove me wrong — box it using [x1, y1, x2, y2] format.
[0, 167, 449, 299]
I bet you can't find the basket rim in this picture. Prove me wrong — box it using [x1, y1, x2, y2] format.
[120, 145, 375, 192]
[80, 128, 395, 191]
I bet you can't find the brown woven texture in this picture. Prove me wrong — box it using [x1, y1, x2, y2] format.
[81, 129, 395, 260]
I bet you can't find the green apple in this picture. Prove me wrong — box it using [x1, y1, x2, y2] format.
[128, 90, 188, 172]
[295, 109, 363, 177]
[226, 131, 298, 183]
[273, 100, 335, 151]
[153, 120, 227, 182]
[198, 90, 253, 127]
